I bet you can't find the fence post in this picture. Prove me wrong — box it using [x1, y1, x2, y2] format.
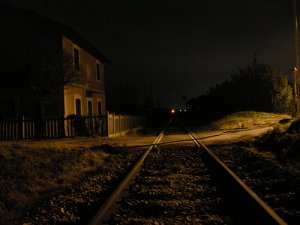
[22, 116, 25, 139]
[106, 111, 109, 136]
[119, 114, 121, 133]
[113, 112, 115, 135]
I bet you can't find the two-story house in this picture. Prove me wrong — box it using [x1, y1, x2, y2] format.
[0, 2, 110, 119]
[63, 36, 108, 117]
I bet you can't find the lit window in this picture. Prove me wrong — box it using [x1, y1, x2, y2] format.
[73, 48, 80, 71]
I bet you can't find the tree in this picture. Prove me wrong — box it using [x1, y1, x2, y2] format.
[187, 57, 295, 121]
[272, 73, 295, 114]
[22, 48, 77, 138]
[0, 45, 78, 138]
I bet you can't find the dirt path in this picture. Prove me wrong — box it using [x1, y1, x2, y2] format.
[108, 126, 273, 147]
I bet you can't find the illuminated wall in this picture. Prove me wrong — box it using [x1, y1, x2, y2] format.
[63, 37, 106, 117]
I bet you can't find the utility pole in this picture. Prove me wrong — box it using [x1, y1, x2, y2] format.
[293, 0, 300, 115]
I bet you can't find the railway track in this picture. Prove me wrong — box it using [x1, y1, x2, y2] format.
[88, 118, 287, 225]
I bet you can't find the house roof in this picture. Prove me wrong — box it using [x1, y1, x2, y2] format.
[0, 1, 111, 66]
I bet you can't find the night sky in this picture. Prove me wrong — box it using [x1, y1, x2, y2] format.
[3, 0, 296, 108]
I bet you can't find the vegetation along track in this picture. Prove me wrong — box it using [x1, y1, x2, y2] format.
[89, 118, 287, 225]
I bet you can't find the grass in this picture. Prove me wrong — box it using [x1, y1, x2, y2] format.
[0, 140, 111, 225]
[210, 111, 300, 165]
[257, 118, 300, 165]
[209, 111, 291, 130]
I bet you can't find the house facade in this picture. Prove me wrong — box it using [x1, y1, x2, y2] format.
[0, 2, 110, 119]
[63, 37, 107, 117]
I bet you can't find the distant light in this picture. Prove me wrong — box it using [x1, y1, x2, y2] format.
[179, 109, 182, 112]
[171, 109, 175, 114]
[184, 109, 186, 112]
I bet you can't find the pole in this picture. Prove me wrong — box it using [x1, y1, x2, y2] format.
[293, 0, 299, 70]
[293, 0, 299, 114]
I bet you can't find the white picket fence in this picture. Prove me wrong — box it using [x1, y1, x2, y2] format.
[107, 113, 145, 137]
[0, 113, 145, 140]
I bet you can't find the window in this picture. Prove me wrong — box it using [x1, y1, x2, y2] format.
[87, 100, 93, 116]
[96, 63, 100, 81]
[73, 48, 80, 71]
[97, 100, 102, 115]
[75, 98, 81, 115]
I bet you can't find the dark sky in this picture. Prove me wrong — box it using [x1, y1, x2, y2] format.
[3, 0, 296, 108]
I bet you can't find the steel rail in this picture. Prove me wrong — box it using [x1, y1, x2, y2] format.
[88, 119, 172, 225]
[176, 118, 287, 225]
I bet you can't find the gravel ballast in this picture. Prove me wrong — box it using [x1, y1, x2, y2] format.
[212, 144, 300, 225]
[111, 146, 227, 224]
